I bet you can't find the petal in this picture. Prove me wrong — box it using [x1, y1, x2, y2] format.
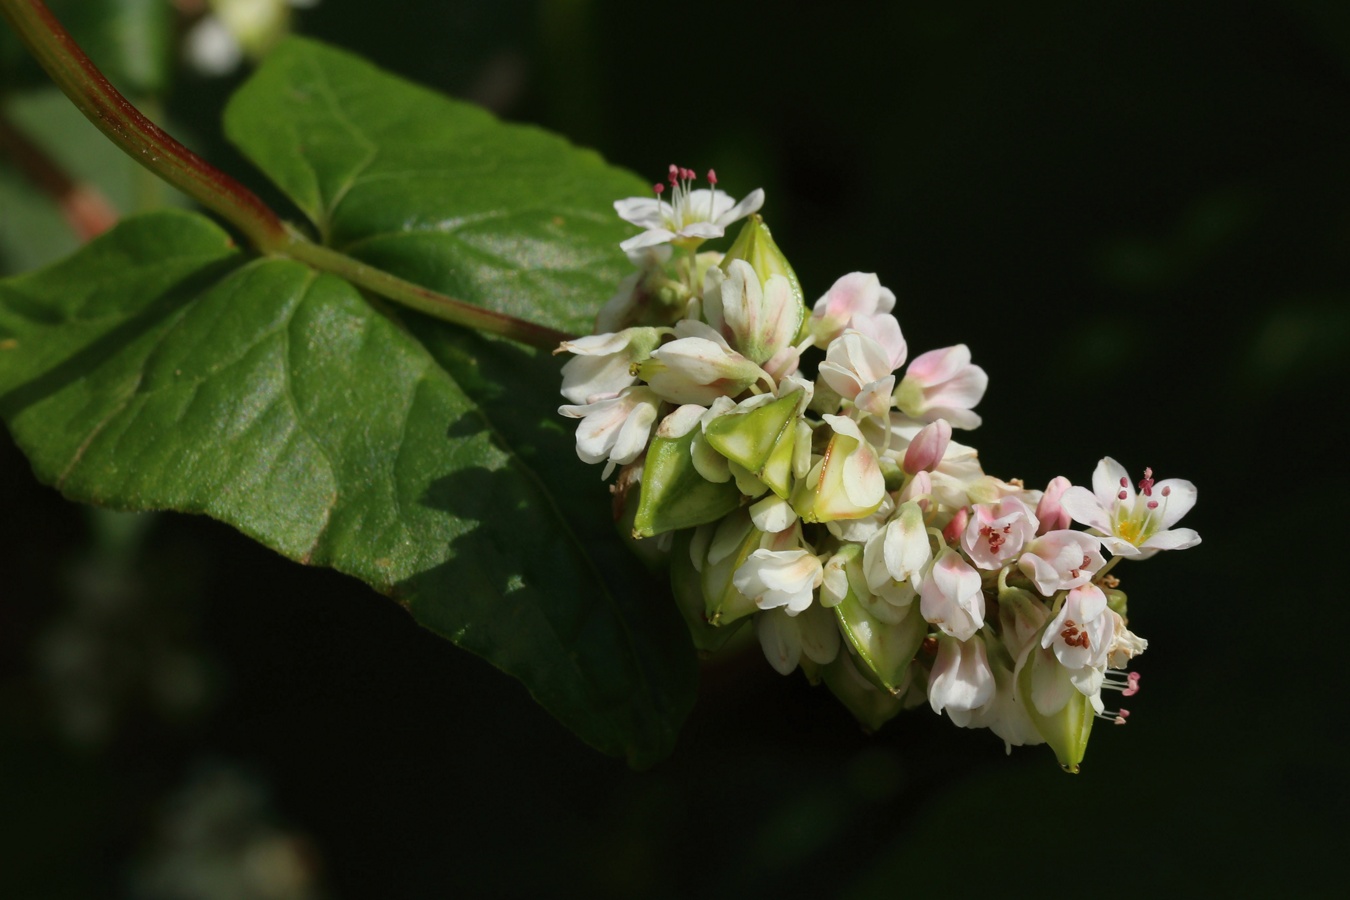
[613, 196, 668, 229]
[1092, 457, 1133, 510]
[620, 229, 677, 252]
[677, 222, 725, 240]
[1060, 485, 1112, 533]
[756, 610, 801, 676]
[905, 344, 970, 385]
[715, 187, 765, 226]
[1140, 527, 1201, 552]
[1152, 478, 1197, 529]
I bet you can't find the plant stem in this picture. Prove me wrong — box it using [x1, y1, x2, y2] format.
[0, 0, 574, 349]
[0, 0, 288, 252]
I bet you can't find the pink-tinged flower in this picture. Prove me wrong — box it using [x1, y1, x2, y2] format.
[637, 320, 769, 405]
[928, 634, 995, 718]
[733, 547, 824, 615]
[902, 419, 952, 475]
[818, 331, 898, 417]
[614, 165, 764, 252]
[961, 496, 1039, 570]
[1017, 530, 1105, 596]
[893, 344, 988, 430]
[808, 272, 902, 352]
[1035, 475, 1073, 534]
[558, 386, 661, 478]
[920, 547, 985, 641]
[1060, 457, 1200, 559]
[1042, 583, 1113, 703]
[556, 326, 666, 404]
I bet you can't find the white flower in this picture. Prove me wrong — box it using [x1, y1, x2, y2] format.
[1060, 458, 1200, 559]
[863, 501, 931, 607]
[733, 548, 824, 616]
[637, 320, 769, 405]
[702, 260, 800, 366]
[558, 386, 660, 478]
[614, 166, 764, 252]
[556, 327, 665, 404]
[818, 330, 898, 418]
[928, 634, 995, 719]
[919, 547, 985, 641]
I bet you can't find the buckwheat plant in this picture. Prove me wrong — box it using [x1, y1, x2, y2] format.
[558, 169, 1201, 772]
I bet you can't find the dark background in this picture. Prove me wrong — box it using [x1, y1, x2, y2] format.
[2, 0, 1347, 896]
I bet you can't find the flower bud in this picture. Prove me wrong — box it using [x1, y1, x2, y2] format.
[1035, 475, 1073, 534]
[721, 214, 805, 318]
[705, 260, 801, 366]
[902, 419, 952, 475]
[637, 320, 769, 405]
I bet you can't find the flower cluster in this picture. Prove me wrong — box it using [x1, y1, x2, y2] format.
[557, 171, 1200, 771]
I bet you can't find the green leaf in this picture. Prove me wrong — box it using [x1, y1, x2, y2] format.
[222, 36, 648, 336]
[2, 35, 696, 764]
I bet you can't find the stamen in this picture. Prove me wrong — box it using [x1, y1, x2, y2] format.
[1118, 490, 1128, 500]
[707, 168, 718, 185]
[1103, 670, 1141, 696]
[1138, 467, 1154, 497]
[1095, 707, 1131, 725]
[653, 183, 665, 197]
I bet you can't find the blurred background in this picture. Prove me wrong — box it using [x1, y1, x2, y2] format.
[2, 0, 1347, 896]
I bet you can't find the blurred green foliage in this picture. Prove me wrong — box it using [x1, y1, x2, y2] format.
[2, 0, 1347, 896]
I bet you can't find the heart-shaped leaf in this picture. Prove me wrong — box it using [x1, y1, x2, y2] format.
[0, 37, 698, 766]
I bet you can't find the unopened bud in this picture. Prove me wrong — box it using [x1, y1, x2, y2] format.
[902, 419, 952, 475]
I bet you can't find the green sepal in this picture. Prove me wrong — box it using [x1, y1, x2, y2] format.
[633, 428, 742, 538]
[822, 652, 907, 733]
[697, 510, 762, 627]
[790, 427, 884, 523]
[832, 549, 928, 694]
[1015, 640, 1095, 773]
[704, 391, 801, 474]
[721, 214, 805, 318]
[670, 530, 748, 652]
